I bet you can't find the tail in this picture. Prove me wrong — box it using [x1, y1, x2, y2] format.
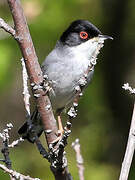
[18, 110, 43, 143]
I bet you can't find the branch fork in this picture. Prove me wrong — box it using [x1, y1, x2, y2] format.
[0, 124, 39, 180]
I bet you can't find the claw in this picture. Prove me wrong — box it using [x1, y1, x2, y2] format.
[51, 129, 64, 144]
[50, 115, 64, 144]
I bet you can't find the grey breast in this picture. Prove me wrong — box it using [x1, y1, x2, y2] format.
[41, 43, 94, 111]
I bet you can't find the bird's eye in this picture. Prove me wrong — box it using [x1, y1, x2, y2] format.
[80, 31, 88, 39]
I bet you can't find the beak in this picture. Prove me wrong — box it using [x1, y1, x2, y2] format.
[98, 34, 113, 40]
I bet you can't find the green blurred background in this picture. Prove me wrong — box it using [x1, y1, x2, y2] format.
[0, 0, 135, 179]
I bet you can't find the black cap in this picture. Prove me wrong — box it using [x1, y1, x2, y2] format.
[60, 20, 101, 46]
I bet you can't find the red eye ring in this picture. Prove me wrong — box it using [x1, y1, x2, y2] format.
[80, 31, 88, 39]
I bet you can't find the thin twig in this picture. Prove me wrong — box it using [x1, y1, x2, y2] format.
[0, 123, 13, 169]
[8, 137, 24, 148]
[0, 124, 14, 180]
[34, 135, 49, 160]
[65, 36, 105, 142]
[21, 57, 31, 116]
[72, 139, 84, 180]
[122, 83, 135, 94]
[119, 103, 135, 180]
[54, 36, 105, 170]
[0, 164, 40, 180]
[0, 18, 15, 37]
[0, 123, 25, 180]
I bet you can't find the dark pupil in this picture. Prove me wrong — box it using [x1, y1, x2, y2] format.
[82, 33, 86, 37]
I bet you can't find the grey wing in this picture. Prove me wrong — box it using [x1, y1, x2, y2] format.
[41, 52, 77, 110]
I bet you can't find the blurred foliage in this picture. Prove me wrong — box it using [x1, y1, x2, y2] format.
[0, 0, 135, 179]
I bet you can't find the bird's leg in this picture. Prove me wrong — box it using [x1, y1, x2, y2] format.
[51, 115, 64, 144]
[57, 115, 64, 136]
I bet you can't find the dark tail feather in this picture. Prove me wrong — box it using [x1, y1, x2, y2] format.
[18, 122, 28, 135]
[18, 121, 36, 143]
[18, 110, 43, 143]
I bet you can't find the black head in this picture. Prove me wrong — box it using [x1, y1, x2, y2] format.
[60, 20, 101, 47]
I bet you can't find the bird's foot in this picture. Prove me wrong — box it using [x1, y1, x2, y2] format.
[51, 129, 64, 144]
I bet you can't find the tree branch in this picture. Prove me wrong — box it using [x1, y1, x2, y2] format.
[0, 123, 13, 169]
[0, 123, 19, 180]
[0, 164, 40, 180]
[21, 57, 31, 116]
[119, 102, 135, 180]
[8, 137, 24, 148]
[0, 18, 15, 37]
[72, 139, 84, 180]
[122, 83, 135, 94]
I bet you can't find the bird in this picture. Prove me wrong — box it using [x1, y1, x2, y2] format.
[18, 19, 112, 143]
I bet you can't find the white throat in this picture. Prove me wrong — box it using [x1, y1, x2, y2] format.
[70, 37, 105, 61]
